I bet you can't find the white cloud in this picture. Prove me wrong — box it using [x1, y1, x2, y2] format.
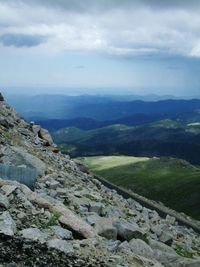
[0, 1, 200, 57]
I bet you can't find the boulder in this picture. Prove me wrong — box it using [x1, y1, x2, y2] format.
[174, 258, 200, 267]
[107, 240, 121, 252]
[48, 226, 73, 240]
[113, 220, 146, 241]
[31, 124, 41, 135]
[88, 202, 102, 214]
[159, 230, 173, 244]
[0, 93, 4, 101]
[38, 128, 53, 146]
[151, 224, 163, 236]
[129, 238, 154, 259]
[166, 215, 176, 225]
[151, 224, 173, 244]
[149, 239, 177, 255]
[0, 211, 16, 236]
[0, 193, 10, 209]
[1, 185, 17, 196]
[86, 214, 99, 226]
[20, 227, 48, 242]
[46, 179, 60, 189]
[0, 118, 10, 129]
[47, 238, 74, 254]
[118, 241, 131, 252]
[149, 239, 179, 265]
[11, 147, 46, 175]
[95, 217, 117, 240]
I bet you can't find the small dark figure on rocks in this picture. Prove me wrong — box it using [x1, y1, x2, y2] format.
[0, 92, 4, 101]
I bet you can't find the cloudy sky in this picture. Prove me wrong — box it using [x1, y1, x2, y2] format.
[1, 0, 200, 96]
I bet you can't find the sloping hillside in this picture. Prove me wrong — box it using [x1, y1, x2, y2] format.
[0, 93, 200, 267]
[52, 120, 200, 164]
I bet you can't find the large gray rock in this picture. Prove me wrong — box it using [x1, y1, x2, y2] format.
[48, 226, 73, 240]
[0, 193, 10, 209]
[86, 214, 99, 226]
[118, 241, 131, 252]
[1, 185, 17, 196]
[149, 239, 179, 265]
[159, 230, 173, 244]
[107, 240, 121, 252]
[0, 118, 10, 129]
[0, 211, 16, 236]
[89, 201, 102, 214]
[149, 239, 177, 255]
[31, 125, 41, 135]
[20, 228, 48, 242]
[151, 224, 163, 236]
[113, 220, 145, 241]
[173, 258, 200, 267]
[38, 128, 53, 146]
[104, 205, 121, 218]
[95, 217, 117, 240]
[129, 238, 154, 259]
[46, 179, 60, 189]
[166, 215, 176, 225]
[151, 224, 173, 244]
[47, 238, 74, 254]
[11, 147, 46, 175]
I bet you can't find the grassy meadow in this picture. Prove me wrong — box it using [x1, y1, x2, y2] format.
[81, 156, 200, 220]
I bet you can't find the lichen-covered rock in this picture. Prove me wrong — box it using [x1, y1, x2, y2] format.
[11, 147, 46, 175]
[129, 238, 154, 258]
[48, 226, 73, 240]
[88, 201, 102, 214]
[47, 238, 74, 254]
[0, 193, 9, 209]
[0, 211, 16, 236]
[38, 128, 53, 146]
[1, 185, 17, 196]
[19, 228, 48, 243]
[95, 217, 117, 240]
[113, 220, 146, 241]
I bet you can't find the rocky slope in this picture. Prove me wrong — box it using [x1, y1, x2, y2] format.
[0, 93, 200, 267]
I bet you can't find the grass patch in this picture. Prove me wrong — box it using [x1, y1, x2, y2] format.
[42, 211, 61, 228]
[80, 155, 149, 171]
[175, 245, 194, 258]
[83, 194, 98, 201]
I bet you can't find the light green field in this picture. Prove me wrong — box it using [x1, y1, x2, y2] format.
[81, 155, 200, 220]
[81, 155, 149, 171]
[188, 122, 200, 126]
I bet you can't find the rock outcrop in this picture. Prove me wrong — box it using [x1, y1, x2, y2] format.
[0, 92, 4, 101]
[0, 94, 200, 267]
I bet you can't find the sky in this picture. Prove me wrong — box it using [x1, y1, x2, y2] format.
[1, 0, 200, 96]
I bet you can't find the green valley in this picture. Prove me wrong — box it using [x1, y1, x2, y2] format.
[52, 119, 200, 164]
[81, 156, 200, 220]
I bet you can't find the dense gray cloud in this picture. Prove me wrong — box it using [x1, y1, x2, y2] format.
[0, 33, 47, 47]
[3, 0, 200, 12]
[0, 0, 200, 57]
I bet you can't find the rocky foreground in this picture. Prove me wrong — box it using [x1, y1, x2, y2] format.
[0, 94, 200, 267]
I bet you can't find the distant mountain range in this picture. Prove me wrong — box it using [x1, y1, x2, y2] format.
[6, 94, 200, 164]
[51, 119, 200, 164]
[5, 94, 200, 121]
